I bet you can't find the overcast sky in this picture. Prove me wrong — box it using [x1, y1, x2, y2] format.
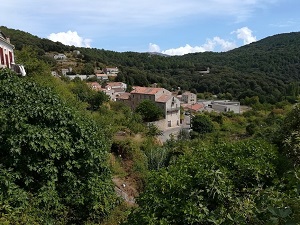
[1, 0, 300, 55]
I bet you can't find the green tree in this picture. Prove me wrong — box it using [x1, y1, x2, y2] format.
[135, 99, 163, 122]
[191, 114, 214, 134]
[279, 105, 300, 166]
[14, 46, 51, 77]
[70, 79, 109, 110]
[125, 140, 298, 225]
[0, 69, 116, 223]
[81, 62, 94, 74]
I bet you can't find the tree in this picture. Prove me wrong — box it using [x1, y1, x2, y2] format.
[279, 105, 300, 166]
[14, 46, 51, 77]
[81, 62, 94, 74]
[125, 140, 299, 225]
[0, 70, 116, 223]
[191, 114, 214, 134]
[70, 79, 109, 110]
[135, 99, 163, 122]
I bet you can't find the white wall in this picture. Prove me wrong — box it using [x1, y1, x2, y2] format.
[0, 39, 14, 68]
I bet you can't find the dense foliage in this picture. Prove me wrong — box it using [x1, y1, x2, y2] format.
[126, 139, 299, 225]
[135, 99, 164, 122]
[0, 69, 116, 224]
[70, 78, 110, 110]
[278, 105, 300, 166]
[191, 114, 215, 134]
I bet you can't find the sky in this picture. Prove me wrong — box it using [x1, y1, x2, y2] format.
[1, 0, 300, 55]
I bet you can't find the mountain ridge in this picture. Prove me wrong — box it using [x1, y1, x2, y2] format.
[2, 25, 300, 103]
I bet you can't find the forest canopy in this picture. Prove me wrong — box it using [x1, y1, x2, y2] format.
[2, 25, 300, 104]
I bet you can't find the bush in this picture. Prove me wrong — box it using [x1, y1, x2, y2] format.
[191, 114, 214, 134]
[0, 70, 116, 223]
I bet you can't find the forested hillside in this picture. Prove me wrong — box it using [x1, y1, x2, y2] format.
[2, 26, 300, 103]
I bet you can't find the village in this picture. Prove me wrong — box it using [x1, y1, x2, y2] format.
[0, 31, 241, 141]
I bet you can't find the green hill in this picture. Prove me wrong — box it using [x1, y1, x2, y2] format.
[2, 25, 300, 103]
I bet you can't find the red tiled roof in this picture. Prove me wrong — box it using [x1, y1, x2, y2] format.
[107, 82, 123, 87]
[156, 94, 172, 103]
[190, 103, 204, 111]
[131, 86, 163, 95]
[182, 103, 204, 111]
[117, 92, 131, 100]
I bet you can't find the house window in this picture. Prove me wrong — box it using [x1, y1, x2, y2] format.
[168, 120, 171, 127]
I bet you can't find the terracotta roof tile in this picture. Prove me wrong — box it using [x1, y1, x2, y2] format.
[117, 93, 131, 100]
[156, 94, 172, 103]
[190, 103, 204, 111]
[107, 82, 123, 86]
[131, 86, 163, 95]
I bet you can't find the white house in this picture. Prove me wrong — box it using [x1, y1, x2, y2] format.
[106, 82, 127, 93]
[210, 100, 240, 113]
[96, 74, 109, 81]
[54, 54, 67, 60]
[103, 67, 119, 74]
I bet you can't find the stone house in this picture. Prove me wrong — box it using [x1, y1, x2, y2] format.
[96, 74, 109, 81]
[120, 86, 180, 129]
[181, 91, 197, 104]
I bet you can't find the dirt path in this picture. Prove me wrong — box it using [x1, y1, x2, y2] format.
[112, 176, 138, 205]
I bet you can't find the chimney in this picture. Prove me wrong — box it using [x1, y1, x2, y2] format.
[6, 37, 10, 43]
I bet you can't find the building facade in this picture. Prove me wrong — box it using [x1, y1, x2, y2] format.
[0, 31, 14, 69]
[103, 67, 119, 74]
[181, 91, 197, 104]
[0, 31, 26, 76]
[210, 100, 240, 113]
[128, 86, 181, 129]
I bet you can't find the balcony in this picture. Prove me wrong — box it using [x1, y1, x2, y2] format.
[167, 107, 180, 113]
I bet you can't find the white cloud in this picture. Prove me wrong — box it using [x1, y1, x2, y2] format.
[158, 37, 237, 56]
[47, 31, 91, 47]
[148, 43, 161, 52]
[151, 26, 258, 56]
[162, 44, 207, 56]
[210, 37, 237, 51]
[232, 27, 257, 44]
